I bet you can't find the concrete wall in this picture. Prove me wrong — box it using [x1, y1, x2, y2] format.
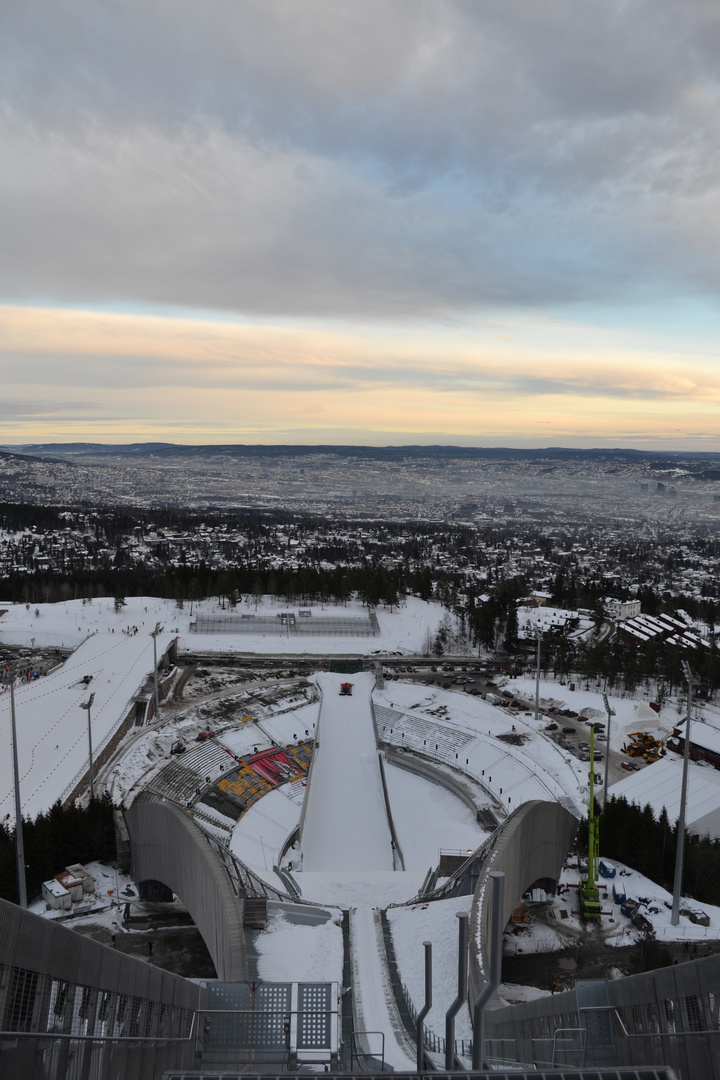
[0, 896, 200, 1079]
[485, 950, 720, 1078]
[469, 800, 579, 1000]
[125, 798, 248, 982]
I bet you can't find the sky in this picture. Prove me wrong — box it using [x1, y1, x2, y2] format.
[2, 0, 720, 450]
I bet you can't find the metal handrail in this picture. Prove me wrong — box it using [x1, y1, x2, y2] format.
[579, 1003, 629, 1037]
[551, 1026, 586, 1067]
[0, 1004, 341, 1044]
[0, 1031, 192, 1044]
[351, 1029, 386, 1073]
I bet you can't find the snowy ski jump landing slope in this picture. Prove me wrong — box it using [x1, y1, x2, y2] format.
[350, 905, 416, 1070]
[0, 631, 174, 820]
[300, 672, 394, 872]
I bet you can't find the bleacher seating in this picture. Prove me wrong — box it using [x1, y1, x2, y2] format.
[216, 740, 314, 818]
[180, 740, 236, 775]
[375, 704, 474, 764]
[376, 704, 563, 812]
[192, 612, 377, 636]
[148, 761, 206, 804]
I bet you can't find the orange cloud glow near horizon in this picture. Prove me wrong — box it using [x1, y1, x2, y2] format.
[2, 304, 720, 449]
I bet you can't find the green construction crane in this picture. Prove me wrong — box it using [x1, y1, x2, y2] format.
[580, 722, 602, 919]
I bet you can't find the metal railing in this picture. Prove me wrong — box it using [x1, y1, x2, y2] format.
[351, 1029, 386, 1072]
[397, 981, 473, 1061]
[0, 1000, 342, 1079]
[0, 1029, 196, 1080]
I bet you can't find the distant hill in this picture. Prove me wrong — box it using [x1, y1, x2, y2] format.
[8, 442, 720, 465]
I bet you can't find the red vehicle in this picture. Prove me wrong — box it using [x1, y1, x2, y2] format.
[339, 682, 353, 696]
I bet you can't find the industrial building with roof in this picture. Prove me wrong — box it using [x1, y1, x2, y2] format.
[607, 752, 720, 839]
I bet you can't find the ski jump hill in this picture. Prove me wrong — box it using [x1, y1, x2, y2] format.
[300, 672, 394, 872]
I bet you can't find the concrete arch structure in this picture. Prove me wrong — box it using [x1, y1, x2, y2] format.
[125, 798, 248, 982]
[469, 799, 579, 1001]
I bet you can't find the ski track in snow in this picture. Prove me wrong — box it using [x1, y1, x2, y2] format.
[351, 905, 415, 1071]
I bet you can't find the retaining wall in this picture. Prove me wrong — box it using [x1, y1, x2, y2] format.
[469, 800, 579, 1001]
[0, 896, 200, 1079]
[485, 950, 720, 1077]
[383, 746, 487, 818]
[125, 799, 248, 982]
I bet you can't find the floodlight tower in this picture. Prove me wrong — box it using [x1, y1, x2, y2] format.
[671, 661, 697, 925]
[602, 692, 615, 803]
[2, 667, 27, 907]
[533, 626, 542, 725]
[80, 692, 96, 800]
[151, 622, 164, 719]
[580, 722, 601, 919]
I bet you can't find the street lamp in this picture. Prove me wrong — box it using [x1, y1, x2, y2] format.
[80, 692, 96, 800]
[151, 623, 164, 719]
[602, 692, 615, 803]
[671, 660, 697, 926]
[2, 667, 27, 907]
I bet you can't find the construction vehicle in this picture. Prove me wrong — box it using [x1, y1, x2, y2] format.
[622, 731, 665, 761]
[339, 682, 353, 696]
[579, 722, 602, 919]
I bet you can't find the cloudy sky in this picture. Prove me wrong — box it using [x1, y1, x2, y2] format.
[2, 0, 720, 448]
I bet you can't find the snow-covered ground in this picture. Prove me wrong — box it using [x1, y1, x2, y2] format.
[0, 595, 184, 649]
[384, 763, 490, 871]
[9, 590, 720, 1060]
[0, 627, 174, 819]
[388, 896, 475, 1041]
[230, 781, 305, 877]
[0, 594, 442, 655]
[501, 856, 720, 958]
[254, 907, 344, 984]
[505, 673, 679, 753]
[181, 594, 442, 657]
[229, 761, 490, 888]
[351, 904, 416, 1070]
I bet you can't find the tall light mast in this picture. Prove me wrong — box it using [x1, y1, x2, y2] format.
[580, 722, 601, 918]
[3, 667, 28, 907]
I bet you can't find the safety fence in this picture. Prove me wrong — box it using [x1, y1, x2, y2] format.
[191, 611, 379, 636]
